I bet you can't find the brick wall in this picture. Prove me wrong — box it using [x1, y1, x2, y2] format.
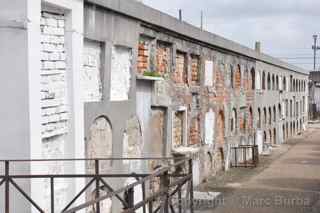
[235, 66, 241, 95]
[173, 111, 184, 148]
[174, 52, 187, 84]
[156, 42, 170, 76]
[191, 55, 200, 85]
[40, 11, 68, 139]
[189, 116, 200, 145]
[216, 111, 225, 148]
[137, 38, 149, 74]
[215, 63, 225, 97]
[82, 40, 103, 102]
[40, 11, 68, 212]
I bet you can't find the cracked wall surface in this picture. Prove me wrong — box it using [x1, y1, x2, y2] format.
[110, 46, 132, 101]
[82, 39, 103, 102]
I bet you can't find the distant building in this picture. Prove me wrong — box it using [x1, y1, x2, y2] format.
[309, 71, 320, 120]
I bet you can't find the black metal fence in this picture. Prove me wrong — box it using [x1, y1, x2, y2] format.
[230, 145, 259, 168]
[0, 158, 194, 213]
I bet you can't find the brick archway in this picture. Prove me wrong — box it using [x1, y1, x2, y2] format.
[235, 65, 241, 94]
[86, 116, 113, 213]
[215, 110, 225, 171]
[216, 110, 225, 147]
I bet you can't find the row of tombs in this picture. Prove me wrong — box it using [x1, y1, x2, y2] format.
[38, 8, 308, 212]
[40, 9, 306, 184]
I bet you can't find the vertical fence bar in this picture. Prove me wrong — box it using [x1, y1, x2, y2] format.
[244, 148, 247, 168]
[50, 177, 54, 213]
[141, 181, 146, 213]
[5, 161, 9, 213]
[178, 187, 182, 213]
[95, 160, 100, 213]
[252, 146, 255, 166]
[188, 159, 194, 213]
[148, 199, 153, 213]
[235, 147, 238, 167]
[160, 171, 169, 213]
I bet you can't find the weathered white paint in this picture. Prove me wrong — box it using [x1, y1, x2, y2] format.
[256, 70, 261, 90]
[279, 76, 283, 90]
[40, 11, 70, 212]
[282, 101, 286, 119]
[86, 116, 112, 170]
[42, 135, 67, 212]
[82, 39, 102, 102]
[40, 12, 68, 139]
[123, 116, 143, 171]
[224, 144, 231, 171]
[110, 46, 132, 101]
[192, 158, 200, 186]
[256, 130, 263, 154]
[204, 109, 215, 145]
[136, 81, 152, 156]
[278, 123, 283, 144]
[41, 1, 85, 211]
[204, 60, 213, 86]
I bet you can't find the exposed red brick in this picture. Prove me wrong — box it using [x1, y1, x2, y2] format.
[189, 115, 200, 145]
[235, 66, 241, 95]
[156, 43, 171, 76]
[137, 41, 149, 74]
[173, 52, 187, 84]
[191, 55, 200, 85]
[173, 111, 184, 147]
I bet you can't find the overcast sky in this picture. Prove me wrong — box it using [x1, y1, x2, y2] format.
[142, 0, 320, 72]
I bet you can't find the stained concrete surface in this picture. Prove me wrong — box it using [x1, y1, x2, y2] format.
[197, 124, 320, 213]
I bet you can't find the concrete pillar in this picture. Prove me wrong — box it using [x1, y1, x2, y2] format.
[0, 0, 41, 212]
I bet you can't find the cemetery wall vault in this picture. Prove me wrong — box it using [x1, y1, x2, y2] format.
[82, 0, 308, 185]
[0, 0, 309, 212]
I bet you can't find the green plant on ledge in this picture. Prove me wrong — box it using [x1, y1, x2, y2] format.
[143, 71, 162, 78]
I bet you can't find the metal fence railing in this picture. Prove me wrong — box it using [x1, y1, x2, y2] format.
[0, 157, 194, 213]
[230, 145, 259, 168]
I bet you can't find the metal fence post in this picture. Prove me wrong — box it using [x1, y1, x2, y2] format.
[50, 177, 54, 213]
[5, 161, 9, 213]
[124, 187, 134, 211]
[95, 159, 100, 213]
[160, 171, 170, 213]
[188, 159, 194, 213]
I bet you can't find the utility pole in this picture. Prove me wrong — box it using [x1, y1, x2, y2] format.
[179, 9, 182, 21]
[200, 10, 203, 30]
[312, 35, 320, 71]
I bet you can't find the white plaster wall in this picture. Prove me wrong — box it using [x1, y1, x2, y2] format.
[0, 0, 42, 212]
[40, 11, 70, 212]
[136, 81, 152, 156]
[82, 39, 103, 102]
[38, 0, 85, 212]
[256, 70, 261, 90]
[256, 130, 263, 154]
[204, 60, 213, 87]
[110, 46, 132, 101]
[204, 109, 215, 145]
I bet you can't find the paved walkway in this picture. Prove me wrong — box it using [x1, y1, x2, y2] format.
[198, 124, 320, 213]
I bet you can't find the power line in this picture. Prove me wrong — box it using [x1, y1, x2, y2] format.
[279, 57, 320, 60]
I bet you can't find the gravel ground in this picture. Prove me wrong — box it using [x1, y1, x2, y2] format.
[196, 124, 320, 213]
